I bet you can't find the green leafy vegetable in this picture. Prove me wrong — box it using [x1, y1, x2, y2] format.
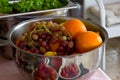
[0, 0, 68, 14]
[0, 0, 12, 13]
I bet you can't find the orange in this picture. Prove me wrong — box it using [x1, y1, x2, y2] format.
[76, 31, 103, 53]
[64, 19, 87, 39]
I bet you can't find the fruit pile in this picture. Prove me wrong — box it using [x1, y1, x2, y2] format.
[34, 62, 57, 80]
[16, 18, 103, 56]
[63, 19, 103, 53]
[60, 63, 79, 78]
[16, 20, 75, 56]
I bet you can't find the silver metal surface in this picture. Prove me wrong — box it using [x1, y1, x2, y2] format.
[0, 39, 9, 46]
[8, 16, 108, 73]
[8, 16, 108, 80]
[0, 1, 77, 19]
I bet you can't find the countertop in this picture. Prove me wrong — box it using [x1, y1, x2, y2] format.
[0, 54, 32, 80]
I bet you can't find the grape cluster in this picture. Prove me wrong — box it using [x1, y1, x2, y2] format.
[60, 63, 79, 78]
[34, 62, 57, 80]
[16, 20, 76, 56]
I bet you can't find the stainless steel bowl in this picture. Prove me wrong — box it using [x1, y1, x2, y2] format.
[8, 16, 108, 79]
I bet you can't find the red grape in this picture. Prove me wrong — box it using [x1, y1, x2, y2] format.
[60, 63, 79, 78]
[34, 62, 57, 80]
[16, 20, 77, 56]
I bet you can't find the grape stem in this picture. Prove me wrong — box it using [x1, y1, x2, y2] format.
[43, 25, 52, 35]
